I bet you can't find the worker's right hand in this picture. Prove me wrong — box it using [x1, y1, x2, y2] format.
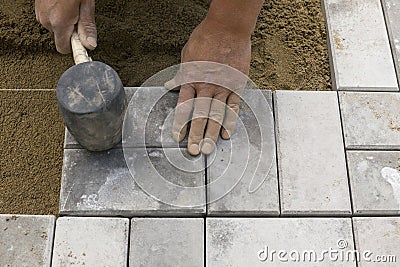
[35, 0, 97, 54]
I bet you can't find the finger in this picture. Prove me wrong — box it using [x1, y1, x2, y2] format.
[221, 92, 241, 139]
[78, 0, 97, 50]
[172, 84, 195, 142]
[53, 24, 75, 54]
[164, 77, 180, 91]
[188, 87, 213, 156]
[201, 93, 229, 155]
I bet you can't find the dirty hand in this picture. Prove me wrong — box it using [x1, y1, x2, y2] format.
[165, 18, 252, 156]
[35, 0, 97, 54]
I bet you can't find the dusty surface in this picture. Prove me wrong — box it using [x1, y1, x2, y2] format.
[0, 0, 330, 215]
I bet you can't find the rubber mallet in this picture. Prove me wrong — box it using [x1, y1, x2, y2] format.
[56, 32, 126, 151]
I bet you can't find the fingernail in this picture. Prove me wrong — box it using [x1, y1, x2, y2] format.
[221, 130, 231, 140]
[86, 36, 97, 48]
[200, 138, 215, 155]
[188, 144, 200, 156]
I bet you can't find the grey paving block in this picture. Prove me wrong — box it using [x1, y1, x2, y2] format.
[275, 91, 351, 215]
[339, 92, 400, 149]
[52, 217, 129, 267]
[323, 0, 398, 91]
[0, 215, 55, 267]
[207, 218, 355, 266]
[347, 151, 400, 215]
[130, 218, 204, 267]
[353, 217, 400, 266]
[207, 90, 279, 216]
[382, 0, 400, 83]
[59, 148, 206, 216]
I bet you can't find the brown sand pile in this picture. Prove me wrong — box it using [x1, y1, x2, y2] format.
[0, 0, 330, 215]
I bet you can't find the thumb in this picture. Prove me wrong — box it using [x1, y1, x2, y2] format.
[78, 0, 97, 50]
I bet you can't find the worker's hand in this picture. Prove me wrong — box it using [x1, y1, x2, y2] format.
[165, 18, 251, 156]
[35, 0, 97, 54]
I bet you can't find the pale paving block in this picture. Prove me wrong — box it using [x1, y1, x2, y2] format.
[207, 218, 355, 266]
[59, 148, 205, 216]
[353, 217, 400, 266]
[323, 0, 398, 91]
[275, 91, 351, 215]
[0, 215, 55, 267]
[130, 218, 203, 266]
[52, 217, 129, 267]
[207, 90, 279, 216]
[339, 92, 400, 149]
[64, 87, 186, 149]
[347, 151, 400, 215]
[382, 0, 400, 82]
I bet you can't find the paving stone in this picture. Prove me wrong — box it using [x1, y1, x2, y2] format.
[130, 218, 203, 266]
[275, 91, 351, 215]
[59, 148, 205, 216]
[207, 218, 355, 266]
[207, 90, 279, 216]
[353, 217, 400, 266]
[0, 215, 55, 267]
[347, 151, 400, 215]
[323, 0, 398, 91]
[64, 87, 185, 149]
[339, 92, 400, 149]
[382, 0, 400, 82]
[52, 217, 129, 267]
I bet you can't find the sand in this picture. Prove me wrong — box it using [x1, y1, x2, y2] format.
[0, 0, 330, 215]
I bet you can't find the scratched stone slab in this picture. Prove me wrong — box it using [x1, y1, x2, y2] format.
[323, 0, 398, 91]
[275, 91, 351, 215]
[207, 218, 355, 266]
[353, 217, 400, 267]
[59, 148, 205, 216]
[347, 151, 400, 215]
[207, 90, 279, 216]
[0, 215, 55, 267]
[64, 87, 186, 149]
[130, 218, 204, 266]
[339, 92, 400, 149]
[52, 217, 129, 267]
[382, 0, 400, 82]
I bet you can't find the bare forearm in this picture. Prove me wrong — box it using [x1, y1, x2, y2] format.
[205, 0, 263, 37]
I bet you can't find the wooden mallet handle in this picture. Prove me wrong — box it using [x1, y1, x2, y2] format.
[71, 31, 92, 65]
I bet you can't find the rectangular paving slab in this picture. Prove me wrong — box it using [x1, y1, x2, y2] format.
[353, 217, 400, 266]
[52, 217, 129, 267]
[59, 148, 205, 216]
[339, 92, 400, 149]
[347, 151, 400, 215]
[207, 90, 279, 216]
[207, 218, 355, 266]
[322, 0, 398, 91]
[0, 215, 55, 267]
[130, 218, 203, 266]
[275, 91, 351, 215]
[382, 0, 400, 83]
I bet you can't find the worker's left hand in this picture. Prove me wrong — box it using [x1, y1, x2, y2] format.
[165, 18, 251, 156]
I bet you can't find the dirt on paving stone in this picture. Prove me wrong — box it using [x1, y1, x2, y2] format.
[0, 0, 331, 215]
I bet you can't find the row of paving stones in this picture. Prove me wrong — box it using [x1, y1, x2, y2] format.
[1, 215, 399, 266]
[323, 0, 400, 91]
[61, 87, 400, 216]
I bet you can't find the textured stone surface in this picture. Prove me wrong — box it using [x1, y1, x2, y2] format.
[207, 218, 355, 266]
[382, 0, 400, 82]
[339, 92, 400, 149]
[275, 91, 351, 215]
[347, 151, 400, 215]
[130, 218, 204, 266]
[353, 217, 400, 266]
[207, 90, 279, 216]
[0, 215, 55, 267]
[52, 217, 129, 267]
[59, 148, 205, 216]
[323, 0, 398, 91]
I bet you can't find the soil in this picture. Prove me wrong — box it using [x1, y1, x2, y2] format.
[0, 0, 331, 215]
